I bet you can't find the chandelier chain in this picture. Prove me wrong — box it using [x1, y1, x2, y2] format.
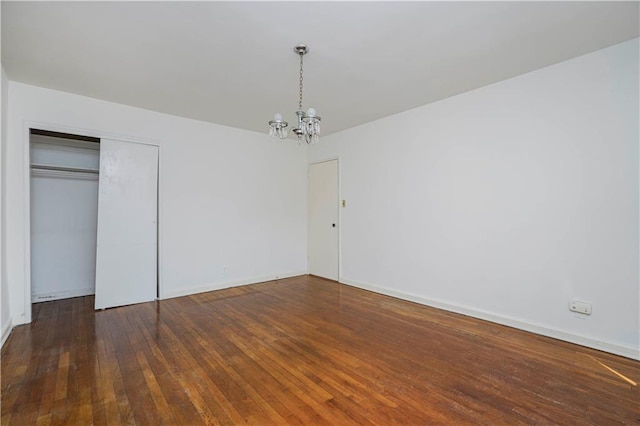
[298, 52, 304, 111]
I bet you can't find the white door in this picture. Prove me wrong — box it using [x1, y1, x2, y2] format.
[95, 139, 158, 309]
[308, 159, 339, 280]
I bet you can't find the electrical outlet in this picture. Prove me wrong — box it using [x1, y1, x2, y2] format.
[569, 300, 592, 315]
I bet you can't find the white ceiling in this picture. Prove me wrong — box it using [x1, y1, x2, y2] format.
[2, 1, 639, 136]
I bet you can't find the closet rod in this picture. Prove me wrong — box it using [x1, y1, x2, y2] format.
[30, 164, 99, 174]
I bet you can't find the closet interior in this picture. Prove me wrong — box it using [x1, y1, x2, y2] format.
[30, 129, 101, 302]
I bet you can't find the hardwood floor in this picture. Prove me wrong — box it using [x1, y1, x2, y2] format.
[2, 275, 639, 425]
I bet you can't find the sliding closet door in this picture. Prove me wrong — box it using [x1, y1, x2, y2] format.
[95, 139, 158, 310]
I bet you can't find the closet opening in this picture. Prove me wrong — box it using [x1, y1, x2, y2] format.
[29, 129, 101, 304]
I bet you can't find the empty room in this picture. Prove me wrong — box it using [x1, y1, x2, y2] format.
[1, 1, 639, 424]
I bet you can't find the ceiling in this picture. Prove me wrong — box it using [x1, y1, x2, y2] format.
[2, 1, 639, 137]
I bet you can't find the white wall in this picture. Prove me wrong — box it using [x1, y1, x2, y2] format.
[5, 82, 307, 325]
[1, 66, 10, 346]
[309, 39, 639, 359]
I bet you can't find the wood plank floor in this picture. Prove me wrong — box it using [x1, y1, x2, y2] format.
[2, 275, 639, 425]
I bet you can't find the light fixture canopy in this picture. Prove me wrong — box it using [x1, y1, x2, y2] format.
[268, 44, 321, 144]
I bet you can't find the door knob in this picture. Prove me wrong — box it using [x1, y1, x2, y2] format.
[332, 223, 336, 227]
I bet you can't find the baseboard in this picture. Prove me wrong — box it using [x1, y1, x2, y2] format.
[1, 318, 13, 348]
[32, 287, 95, 303]
[161, 270, 308, 300]
[340, 278, 640, 361]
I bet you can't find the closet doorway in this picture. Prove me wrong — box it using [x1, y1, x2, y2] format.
[29, 129, 160, 311]
[30, 129, 101, 302]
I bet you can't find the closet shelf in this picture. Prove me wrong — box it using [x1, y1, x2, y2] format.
[30, 164, 99, 174]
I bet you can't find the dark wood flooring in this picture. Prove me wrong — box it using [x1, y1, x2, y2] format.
[2, 275, 639, 425]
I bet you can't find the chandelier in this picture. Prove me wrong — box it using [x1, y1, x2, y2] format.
[268, 44, 321, 144]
